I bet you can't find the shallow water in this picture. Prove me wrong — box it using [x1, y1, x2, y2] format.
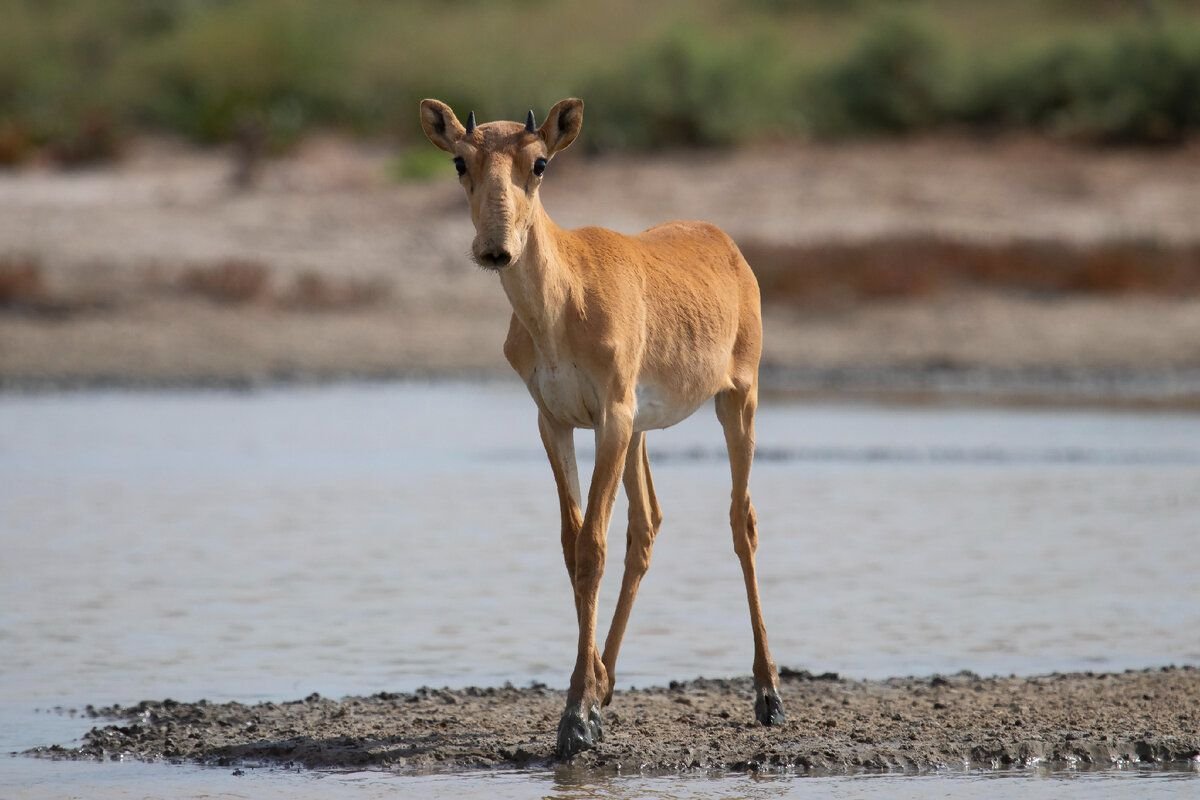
[2, 382, 1198, 796]
[6, 761, 1200, 800]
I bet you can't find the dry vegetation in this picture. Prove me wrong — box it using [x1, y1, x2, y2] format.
[12, 230, 1200, 322]
[745, 236, 1200, 306]
[1, 256, 390, 318]
[0, 256, 42, 306]
[176, 260, 390, 311]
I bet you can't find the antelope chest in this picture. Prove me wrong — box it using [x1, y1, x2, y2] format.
[530, 362, 600, 429]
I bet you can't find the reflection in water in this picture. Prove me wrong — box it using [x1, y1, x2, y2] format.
[533, 765, 1200, 799]
[2, 383, 1199, 797]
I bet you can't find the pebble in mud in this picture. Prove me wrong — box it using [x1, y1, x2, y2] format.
[25, 668, 1200, 774]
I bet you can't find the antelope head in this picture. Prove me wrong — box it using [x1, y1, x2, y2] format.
[420, 98, 583, 269]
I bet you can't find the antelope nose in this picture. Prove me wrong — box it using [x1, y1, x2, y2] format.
[480, 249, 512, 267]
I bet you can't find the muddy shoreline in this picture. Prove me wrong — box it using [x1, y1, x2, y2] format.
[26, 668, 1199, 775]
[4, 364, 1200, 410]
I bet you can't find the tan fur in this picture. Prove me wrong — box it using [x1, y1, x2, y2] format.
[420, 98, 784, 756]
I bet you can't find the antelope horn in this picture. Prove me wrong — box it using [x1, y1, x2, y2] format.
[465, 111, 476, 135]
[525, 109, 536, 133]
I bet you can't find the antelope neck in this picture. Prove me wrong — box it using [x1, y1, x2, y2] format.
[498, 201, 577, 356]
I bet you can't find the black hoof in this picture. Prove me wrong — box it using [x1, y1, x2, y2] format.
[556, 705, 603, 759]
[589, 705, 604, 741]
[755, 687, 786, 726]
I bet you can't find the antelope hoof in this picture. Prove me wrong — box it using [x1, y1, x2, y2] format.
[755, 687, 786, 726]
[601, 671, 616, 707]
[555, 704, 603, 759]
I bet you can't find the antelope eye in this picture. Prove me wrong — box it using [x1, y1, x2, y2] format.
[453, 156, 466, 177]
[533, 157, 547, 177]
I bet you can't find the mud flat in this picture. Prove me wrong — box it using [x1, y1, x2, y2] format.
[27, 668, 1199, 774]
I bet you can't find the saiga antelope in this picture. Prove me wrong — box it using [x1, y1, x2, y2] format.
[420, 97, 785, 758]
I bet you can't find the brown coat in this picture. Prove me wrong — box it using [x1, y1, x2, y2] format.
[420, 98, 783, 759]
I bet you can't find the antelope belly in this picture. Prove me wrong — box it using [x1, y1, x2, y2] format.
[634, 382, 702, 432]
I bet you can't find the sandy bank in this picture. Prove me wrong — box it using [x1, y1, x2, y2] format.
[3, 137, 1200, 403]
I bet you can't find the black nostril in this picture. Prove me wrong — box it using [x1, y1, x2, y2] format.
[478, 248, 513, 268]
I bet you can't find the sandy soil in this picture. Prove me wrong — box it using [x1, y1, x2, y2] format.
[3, 136, 1200, 401]
[28, 668, 1199, 774]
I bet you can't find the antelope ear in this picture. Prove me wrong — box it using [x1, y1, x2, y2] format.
[538, 98, 584, 156]
[420, 99, 465, 153]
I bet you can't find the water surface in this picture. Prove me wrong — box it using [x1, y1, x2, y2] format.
[2, 382, 1198, 796]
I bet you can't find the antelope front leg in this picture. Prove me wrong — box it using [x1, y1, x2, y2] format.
[600, 432, 661, 706]
[538, 414, 607, 694]
[538, 413, 583, 590]
[556, 402, 633, 759]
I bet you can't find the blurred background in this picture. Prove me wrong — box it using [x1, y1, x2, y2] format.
[1, 0, 1199, 400]
[3, 3, 1200, 795]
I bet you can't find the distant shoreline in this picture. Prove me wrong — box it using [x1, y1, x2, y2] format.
[4, 365, 1200, 411]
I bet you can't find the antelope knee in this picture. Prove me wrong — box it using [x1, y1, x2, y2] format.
[624, 532, 654, 576]
[574, 535, 606, 586]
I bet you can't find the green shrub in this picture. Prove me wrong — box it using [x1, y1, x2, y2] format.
[963, 21, 1200, 143]
[0, 1, 139, 157]
[802, 12, 952, 136]
[390, 147, 452, 183]
[733, 0, 864, 13]
[117, 0, 355, 146]
[2, 0, 1199, 161]
[581, 25, 796, 150]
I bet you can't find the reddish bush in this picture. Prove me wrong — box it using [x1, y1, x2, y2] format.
[0, 258, 44, 306]
[0, 122, 34, 167]
[178, 260, 271, 305]
[281, 271, 391, 311]
[742, 236, 1200, 306]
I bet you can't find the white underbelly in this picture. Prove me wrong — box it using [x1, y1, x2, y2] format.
[634, 382, 704, 432]
[532, 364, 597, 428]
[530, 365, 708, 432]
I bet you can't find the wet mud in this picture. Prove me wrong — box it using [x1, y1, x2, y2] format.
[27, 667, 1200, 774]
